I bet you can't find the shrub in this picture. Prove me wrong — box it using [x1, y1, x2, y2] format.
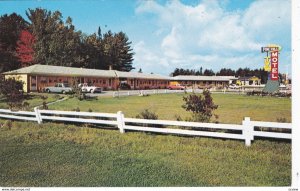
[135, 109, 160, 128]
[53, 94, 61, 100]
[73, 107, 80, 112]
[136, 109, 158, 120]
[71, 77, 84, 100]
[40, 95, 48, 100]
[0, 78, 25, 110]
[182, 90, 218, 122]
[22, 102, 30, 111]
[42, 101, 48, 110]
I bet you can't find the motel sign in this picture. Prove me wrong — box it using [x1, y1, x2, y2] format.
[261, 44, 281, 81]
[270, 51, 279, 80]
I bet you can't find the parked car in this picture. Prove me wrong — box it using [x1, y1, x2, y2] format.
[79, 83, 102, 93]
[229, 84, 240, 89]
[118, 83, 131, 90]
[44, 83, 73, 94]
[168, 84, 185, 90]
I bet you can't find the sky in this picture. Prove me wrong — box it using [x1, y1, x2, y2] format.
[0, 0, 291, 76]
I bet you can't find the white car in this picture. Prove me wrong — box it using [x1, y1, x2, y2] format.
[45, 83, 73, 94]
[79, 83, 102, 93]
[229, 84, 240, 89]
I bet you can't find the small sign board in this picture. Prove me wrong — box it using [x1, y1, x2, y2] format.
[261, 46, 279, 53]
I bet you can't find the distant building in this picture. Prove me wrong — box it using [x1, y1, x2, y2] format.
[171, 75, 237, 88]
[236, 76, 261, 86]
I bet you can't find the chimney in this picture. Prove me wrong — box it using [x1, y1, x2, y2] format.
[109, 65, 113, 70]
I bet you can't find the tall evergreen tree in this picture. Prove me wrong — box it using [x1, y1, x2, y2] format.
[102, 31, 134, 71]
[203, 69, 215, 76]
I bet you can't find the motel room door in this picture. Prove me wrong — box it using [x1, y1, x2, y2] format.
[30, 75, 37, 91]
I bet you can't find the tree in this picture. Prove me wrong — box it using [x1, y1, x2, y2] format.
[0, 78, 25, 110]
[216, 68, 235, 76]
[203, 69, 215, 76]
[26, 8, 83, 67]
[79, 33, 102, 69]
[0, 13, 28, 72]
[199, 67, 203, 75]
[16, 30, 35, 67]
[182, 90, 218, 122]
[26, 8, 52, 65]
[102, 31, 134, 71]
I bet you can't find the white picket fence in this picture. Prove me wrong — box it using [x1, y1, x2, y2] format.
[112, 89, 203, 97]
[0, 108, 292, 146]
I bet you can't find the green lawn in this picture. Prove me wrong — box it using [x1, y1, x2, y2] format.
[0, 93, 292, 186]
[0, 120, 291, 187]
[48, 93, 291, 124]
[0, 93, 64, 110]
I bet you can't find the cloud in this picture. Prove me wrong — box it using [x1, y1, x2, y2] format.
[133, 41, 170, 73]
[134, 0, 291, 75]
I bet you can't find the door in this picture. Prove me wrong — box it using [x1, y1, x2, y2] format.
[30, 76, 37, 91]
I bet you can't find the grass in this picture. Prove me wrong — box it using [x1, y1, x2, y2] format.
[0, 120, 291, 187]
[48, 93, 291, 124]
[0, 93, 292, 186]
[0, 93, 64, 110]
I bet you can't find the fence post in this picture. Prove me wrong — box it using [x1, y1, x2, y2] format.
[117, 111, 125, 133]
[34, 107, 42, 124]
[113, 92, 116, 98]
[242, 117, 254, 146]
[128, 91, 130, 96]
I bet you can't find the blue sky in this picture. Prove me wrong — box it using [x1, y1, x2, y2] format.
[0, 0, 291, 75]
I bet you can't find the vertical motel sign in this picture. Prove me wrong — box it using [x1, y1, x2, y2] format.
[261, 46, 280, 81]
[270, 51, 279, 80]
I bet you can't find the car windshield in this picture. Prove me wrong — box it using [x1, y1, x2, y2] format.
[63, 83, 70, 87]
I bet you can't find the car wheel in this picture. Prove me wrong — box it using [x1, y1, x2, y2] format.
[46, 89, 51, 93]
[62, 90, 66, 94]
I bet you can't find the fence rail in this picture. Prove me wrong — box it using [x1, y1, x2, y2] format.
[112, 89, 203, 97]
[0, 108, 292, 146]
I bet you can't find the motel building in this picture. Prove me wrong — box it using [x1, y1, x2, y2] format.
[3, 64, 170, 92]
[171, 75, 238, 89]
[3, 64, 238, 93]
